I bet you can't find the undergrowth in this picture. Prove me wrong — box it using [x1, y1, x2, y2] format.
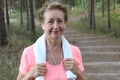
[68, 7, 120, 40]
[0, 21, 43, 80]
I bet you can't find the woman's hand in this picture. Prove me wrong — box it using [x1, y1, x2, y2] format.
[26, 63, 46, 79]
[64, 58, 79, 75]
[17, 63, 46, 80]
[64, 58, 87, 80]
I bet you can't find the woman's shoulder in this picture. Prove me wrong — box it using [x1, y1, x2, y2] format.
[20, 44, 36, 74]
[70, 44, 80, 51]
[22, 44, 35, 57]
[70, 44, 82, 56]
[24, 44, 34, 52]
[24, 44, 34, 50]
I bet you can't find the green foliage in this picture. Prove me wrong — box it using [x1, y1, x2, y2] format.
[68, 5, 120, 39]
[9, 10, 27, 19]
[117, 0, 120, 4]
[68, 18, 96, 34]
[34, 9, 39, 20]
[68, 7, 86, 17]
[10, 22, 35, 47]
[10, 21, 43, 41]
[0, 22, 30, 80]
[75, 0, 87, 8]
[75, 0, 81, 7]
[35, 0, 45, 8]
[9, 10, 19, 18]
[0, 54, 19, 80]
[110, 9, 120, 37]
[0, 20, 43, 79]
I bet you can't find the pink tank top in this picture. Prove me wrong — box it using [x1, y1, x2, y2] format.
[45, 61, 67, 80]
[19, 44, 84, 80]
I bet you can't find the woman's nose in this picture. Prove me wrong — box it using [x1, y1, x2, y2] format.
[53, 21, 58, 28]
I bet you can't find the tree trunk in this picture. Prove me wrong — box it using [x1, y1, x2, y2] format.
[72, 0, 75, 8]
[5, 0, 10, 26]
[92, 0, 96, 30]
[27, 0, 35, 35]
[107, 0, 111, 32]
[26, 0, 29, 30]
[88, 0, 92, 27]
[33, 0, 35, 11]
[88, 0, 96, 30]
[20, 0, 23, 24]
[12, 0, 15, 9]
[0, 0, 8, 45]
[113, 0, 116, 9]
[68, 0, 73, 8]
[64, 0, 67, 3]
[102, 0, 105, 17]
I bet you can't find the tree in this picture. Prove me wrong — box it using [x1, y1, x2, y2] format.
[5, 0, 10, 26]
[88, 0, 96, 30]
[71, 0, 75, 8]
[0, 0, 8, 45]
[107, 0, 111, 32]
[19, 0, 23, 24]
[26, 0, 29, 30]
[27, 0, 35, 35]
[113, 0, 116, 9]
[79, 0, 87, 7]
[102, 0, 105, 17]
[68, 0, 75, 8]
[35, 0, 45, 8]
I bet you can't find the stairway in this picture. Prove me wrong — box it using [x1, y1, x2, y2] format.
[64, 27, 120, 80]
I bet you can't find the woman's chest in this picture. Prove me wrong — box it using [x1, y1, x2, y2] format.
[45, 62, 67, 80]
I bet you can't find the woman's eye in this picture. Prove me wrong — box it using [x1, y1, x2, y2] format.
[48, 21, 52, 23]
[48, 21, 53, 24]
[58, 20, 62, 23]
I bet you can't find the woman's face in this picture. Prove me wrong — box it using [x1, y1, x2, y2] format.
[42, 9, 66, 40]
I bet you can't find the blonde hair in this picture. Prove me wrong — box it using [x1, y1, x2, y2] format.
[38, 2, 68, 23]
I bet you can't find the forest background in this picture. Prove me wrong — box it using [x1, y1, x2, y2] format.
[0, 0, 120, 80]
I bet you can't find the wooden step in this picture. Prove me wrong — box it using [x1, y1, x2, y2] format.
[82, 52, 120, 62]
[86, 73, 120, 80]
[79, 45, 120, 52]
[84, 62, 120, 73]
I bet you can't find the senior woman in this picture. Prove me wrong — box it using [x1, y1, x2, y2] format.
[17, 2, 87, 80]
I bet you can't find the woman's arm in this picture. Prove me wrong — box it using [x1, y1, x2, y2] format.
[16, 72, 25, 80]
[76, 72, 87, 80]
[16, 72, 35, 80]
[72, 60, 87, 80]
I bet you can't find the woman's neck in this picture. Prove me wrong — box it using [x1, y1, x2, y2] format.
[46, 37, 63, 65]
[46, 37, 62, 49]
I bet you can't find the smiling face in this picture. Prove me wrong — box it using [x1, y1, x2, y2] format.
[41, 9, 66, 41]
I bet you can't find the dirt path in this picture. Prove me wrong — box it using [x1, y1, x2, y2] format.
[65, 15, 120, 80]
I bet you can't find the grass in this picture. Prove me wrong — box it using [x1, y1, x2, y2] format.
[68, 7, 120, 40]
[0, 21, 43, 80]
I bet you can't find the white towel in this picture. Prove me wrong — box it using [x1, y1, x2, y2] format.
[34, 34, 76, 80]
